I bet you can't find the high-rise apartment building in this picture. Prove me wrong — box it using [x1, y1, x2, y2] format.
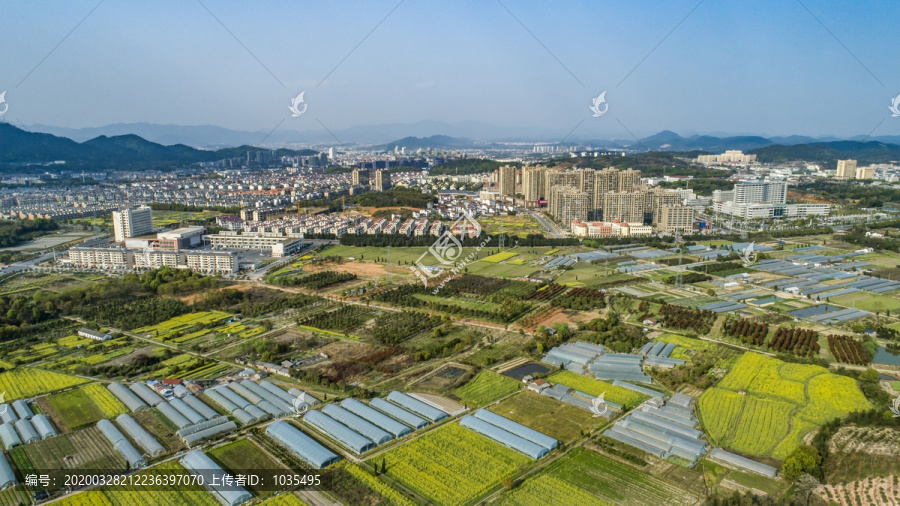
[522, 166, 548, 202]
[352, 168, 369, 186]
[112, 206, 153, 242]
[658, 205, 695, 234]
[374, 170, 392, 191]
[549, 186, 591, 223]
[600, 192, 646, 223]
[836, 160, 857, 180]
[498, 165, 517, 197]
[855, 166, 874, 180]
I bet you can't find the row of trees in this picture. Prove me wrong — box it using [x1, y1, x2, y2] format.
[827, 334, 871, 365]
[0, 218, 59, 248]
[270, 270, 357, 290]
[371, 311, 442, 344]
[770, 327, 820, 357]
[725, 318, 769, 346]
[658, 304, 717, 333]
[551, 288, 606, 310]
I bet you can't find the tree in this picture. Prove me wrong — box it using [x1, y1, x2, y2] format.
[781, 445, 821, 481]
[501, 477, 514, 490]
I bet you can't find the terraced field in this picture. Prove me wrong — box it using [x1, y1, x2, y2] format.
[699, 352, 872, 459]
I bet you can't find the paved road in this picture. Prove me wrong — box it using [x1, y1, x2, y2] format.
[528, 210, 566, 239]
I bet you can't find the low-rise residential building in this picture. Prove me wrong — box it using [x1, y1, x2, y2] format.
[68, 247, 128, 268]
[185, 251, 238, 274]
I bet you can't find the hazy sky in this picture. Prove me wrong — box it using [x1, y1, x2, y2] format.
[3, 0, 900, 140]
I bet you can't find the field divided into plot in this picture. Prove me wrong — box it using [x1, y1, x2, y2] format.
[454, 370, 522, 406]
[373, 423, 530, 506]
[47, 383, 128, 430]
[498, 448, 698, 506]
[699, 352, 872, 459]
[133, 311, 232, 340]
[548, 371, 647, 409]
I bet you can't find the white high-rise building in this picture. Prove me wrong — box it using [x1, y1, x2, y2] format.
[732, 181, 787, 205]
[112, 206, 153, 242]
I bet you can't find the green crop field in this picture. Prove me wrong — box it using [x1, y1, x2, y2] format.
[656, 333, 712, 350]
[487, 392, 596, 443]
[454, 370, 521, 406]
[373, 423, 530, 506]
[133, 311, 232, 340]
[209, 439, 285, 497]
[831, 292, 900, 313]
[482, 251, 519, 263]
[10, 426, 125, 474]
[548, 371, 647, 409]
[698, 352, 872, 459]
[501, 448, 699, 506]
[47, 384, 128, 430]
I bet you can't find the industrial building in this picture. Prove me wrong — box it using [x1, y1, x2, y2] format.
[204, 233, 303, 257]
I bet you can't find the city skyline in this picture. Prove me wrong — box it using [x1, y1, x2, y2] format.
[2, 0, 900, 143]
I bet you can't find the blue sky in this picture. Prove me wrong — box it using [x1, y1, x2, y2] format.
[2, 0, 899, 140]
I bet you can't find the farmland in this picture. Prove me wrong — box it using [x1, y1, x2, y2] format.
[0, 368, 88, 401]
[548, 371, 647, 409]
[514, 448, 700, 505]
[342, 464, 416, 506]
[497, 474, 610, 505]
[47, 383, 128, 430]
[9, 426, 125, 474]
[374, 423, 531, 505]
[698, 352, 872, 459]
[208, 439, 286, 497]
[487, 392, 596, 443]
[453, 370, 521, 406]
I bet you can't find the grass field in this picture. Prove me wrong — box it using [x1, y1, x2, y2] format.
[209, 439, 285, 498]
[47, 383, 128, 430]
[831, 292, 900, 313]
[373, 423, 531, 506]
[501, 448, 699, 506]
[698, 352, 872, 459]
[487, 392, 596, 443]
[0, 368, 89, 401]
[453, 371, 521, 406]
[548, 371, 647, 409]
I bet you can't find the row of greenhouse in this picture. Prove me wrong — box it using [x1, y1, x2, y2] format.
[638, 341, 687, 368]
[603, 393, 707, 466]
[301, 392, 446, 455]
[0, 401, 58, 450]
[541, 342, 654, 383]
[459, 409, 556, 460]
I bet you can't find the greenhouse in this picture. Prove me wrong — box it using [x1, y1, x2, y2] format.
[11, 400, 31, 420]
[107, 383, 149, 412]
[369, 398, 428, 430]
[266, 420, 340, 469]
[386, 392, 447, 423]
[240, 380, 293, 414]
[204, 389, 240, 412]
[13, 419, 38, 444]
[668, 393, 695, 410]
[169, 398, 206, 425]
[213, 386, 252, 410]
[459, 415, 548, 460]
[129, 383, 164, 406]
[472, 409, 557, 450]
[245, 404, 269, 422]
[303, 410, 375, 454]
[97, 420, 145, 469]
[226, 382, 262, 405]
[180, 451, 252, 506]
[156, 402, 192, 429]
[289, 388, 320, 406]
[340, 399, 412, 438]
[647, 342, 666, 357]
[604, 427, 666, 457]
[0, 423, 20, 449]
[256, 400, 288, 418]
[116, 414, 165, 457]
[643, 356, 686, 368]
[638, 342, 654, 355]
[0, 406, 16, 425]
[709, 449, 778, 478]
[232, 409, 256, 426]
[0, 454, 14, 489]
[30, 414, 57, 439]
[611, 380, 667, 398]
[629, 410, 703, 440]
[182, 395, 220, 421]
[181, 421, 236, 447]
[322, 404, 393, 445]
[641, 405, 696, 427]
[258, 381, 296, 404]
[659, 343, 676, 358]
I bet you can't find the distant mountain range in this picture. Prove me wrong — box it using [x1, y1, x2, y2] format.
[0, 123, 316, 170]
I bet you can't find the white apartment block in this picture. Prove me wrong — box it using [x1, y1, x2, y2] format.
[133, 250, 180, 269]
[112, 206, 153, 242]
[186, 251, 237, 274]
[68, 247, 128, 268]
[204, 234, 303, 257]
[696, 150, 757, 164]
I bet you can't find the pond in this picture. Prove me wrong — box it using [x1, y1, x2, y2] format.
[872, 346, 900, 366]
